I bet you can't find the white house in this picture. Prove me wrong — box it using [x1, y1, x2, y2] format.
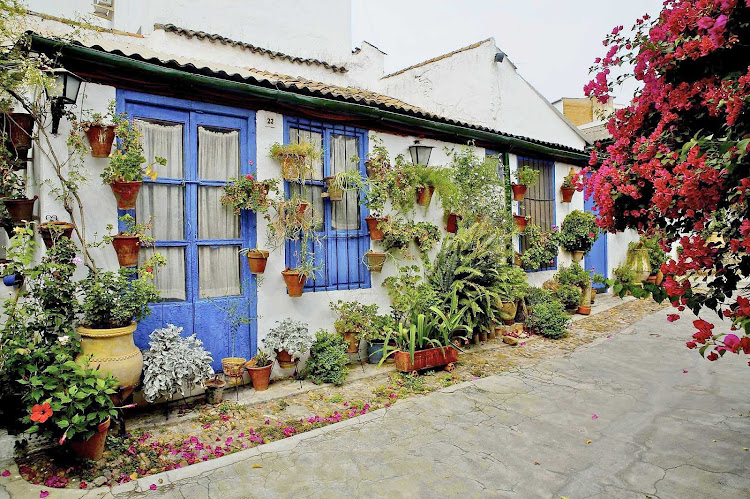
[14, 0, 616, 378]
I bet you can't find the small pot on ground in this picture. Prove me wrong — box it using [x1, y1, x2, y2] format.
[343, 332, 359, 353]
[513, 215, 528, 233]
[112, 234, 140, 267]
[221, 357, 246, 386]
[281, 267, 306, 297]
[3, 195, 37, 223]
[367, 341, 385, 365]
[511, 183, 527, 201]
[275, 349, 297, 369]
[204, 378, 226, 404]
[70, 417, 110, 461]
[478, 331, 488, 342]
[394, 346, 459, 372]
[571, 250, 585, 262]
[446, 212, 460, 234]
[365, 216, 386, 241]
[591, 289, 597, 303]
[245, 362, 272, 391]
[85, 124, 116, 158]
[364, 250, 387, 272]
[110, 181, 142, 210]
[646, 274, 658, 284]
[655, 270, 664, 285]
[39, 221, 75, 248]
[577, 305, 591, 315]
[246, 249, 270, 274]
[416, 185, 435, 207]
[561, 186, 575, 203]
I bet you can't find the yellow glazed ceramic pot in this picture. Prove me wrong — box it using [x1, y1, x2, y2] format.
[76, 322, 142, 389]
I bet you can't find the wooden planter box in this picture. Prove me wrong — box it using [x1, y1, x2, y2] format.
[394, 346, 458, 372]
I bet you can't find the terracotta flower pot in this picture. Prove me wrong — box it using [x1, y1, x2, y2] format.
[112, 234, 140, 267]
[76, 322, 142, 390]
[446, 212, 460, 234]
[222, 357, 246, 386]
[246, 363, 272, 391]
[394, 346, 458, 372]
[343, 332, 359, 353]
[571, 250, 585, 262]
[646, 275, 658, 284]
[514, 252, 523, 267]
[110, 181, 142, 210]
[70, 417, 110, 461]
[3, 196, 37, 223]
[577, 305, 591, 315]
[246, 249, 270, 274]
[282, 267, 306, 297]
[478, 331, 488, 342]
[416, 185, 435, 207]
[364, 250, 387, 272]
[591, 289, 597, 303]
[511, 183, 527, 201]
[280, 155, 306, 180]
[85, 124, 116, 158]
[365, 216, 386, 241]
[513, 215, 528, 233]
[204, 379, 226, 404]
[561, 186, 575, 203]
[3, 113, 34, 151]
[275, 349, 297, 368]
[324, 176, 344, 201]
[39, 221, 75, 248]
[655, 270, 664, 285]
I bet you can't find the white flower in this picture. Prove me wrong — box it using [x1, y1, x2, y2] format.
[72, 256, 82, 265]
[58, 335, 70, 345]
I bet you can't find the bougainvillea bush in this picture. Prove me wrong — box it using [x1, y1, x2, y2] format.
[582, 1, 750, 363]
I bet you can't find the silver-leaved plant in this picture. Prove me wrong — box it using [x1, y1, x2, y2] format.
[262, 318, 314, 360]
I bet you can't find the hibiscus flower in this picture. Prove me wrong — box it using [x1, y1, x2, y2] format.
[30, 403, 53, 423]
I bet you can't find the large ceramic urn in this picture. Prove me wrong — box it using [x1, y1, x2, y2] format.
[76, 322, 143, 391]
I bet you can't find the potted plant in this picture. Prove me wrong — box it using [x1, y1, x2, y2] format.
[204, 376, 227, 404]
[98, 214, 156, 268]
[76, 267, 161, 395]
[269, 141, 321, 181]
[222, 174, 278, 215]
[555, 263, 591, 296]
[241, 247, 271, 274]
[625, 244, 652, 283]
[512, 165, 540, 201]
[520, 224, 559, 271]
[142, 324, 215, 403]
[101, 112, 166, 209]
[513, 214, 529, 233]
[38, 219, 75, 248]
[323, 169, 365, 202]
[524, 297, 571, 339]
[305, 330, 350, 385]
[561, 169, 577, 203]
[365, 215, 387, 241]
[263, 318, 314, 368]
[412, 221, 441, 257]
[380, 218, 413, 253]
[330, 300, 379, 354]
[558, 210, 599, 261]
[245, 350, 273, 391]
[215, 301, 251, 385]
[445, 211, 461, 234]
[0, 162, 35, 223]
[363, 249, 387, 272]
[364, 314, 395, 364]
[634, 235, 668, 284]
[71, 102, 117, 158]
[2, 112, 34, 152]
[578, 276, 593, 315]
[496, 265, 528, 324]
[414, 164, 450, 208]
[549, 282, 583, 313]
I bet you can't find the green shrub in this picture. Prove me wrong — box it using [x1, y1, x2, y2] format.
[555, 263, 590, 290]
[525, 299, 570, 339]
[305, 330, 349, 386]
[552, 284, 582, 309]
[525, 287, 553, 306]
[557, 210, 599, 253]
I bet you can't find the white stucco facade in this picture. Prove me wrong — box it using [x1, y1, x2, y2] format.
[10, 2, 635, 385]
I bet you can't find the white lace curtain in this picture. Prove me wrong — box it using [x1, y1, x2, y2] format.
[197, 127, 241, 299]
[136, 120, 186, 301]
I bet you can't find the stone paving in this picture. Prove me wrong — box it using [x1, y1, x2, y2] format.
[3, 303, 750, 498]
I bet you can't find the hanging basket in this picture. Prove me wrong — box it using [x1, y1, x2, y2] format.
[282, 267, 306, 297]
[364, 250, 387, 272]
[246, 249, 270, 274]
[365, 216, 387, 241]
[3, 196, 37, 223]
[3, 113, 34, 151]
[561, 187, 575, 203]
[513, 215, 528, 233]
[112, 234, 140, 267]
[416, 185, 435, 207]
[446, 212, 460, 234]
[324, 177, 344, 201]
[511, 184, 527, 201]
[85, 124, 116, 158]
[110, 181, 142, 210]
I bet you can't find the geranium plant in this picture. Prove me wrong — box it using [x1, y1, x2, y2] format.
[222, 174, 279, 215]
[557, 210, 599, 253]
[521, 224, 559, 271]
[101, 112, 165, 184]
[514, 165, 540, 187]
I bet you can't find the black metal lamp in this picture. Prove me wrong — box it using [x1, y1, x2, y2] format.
[44, 68, 82, 134]
[408, 140, 434, 166]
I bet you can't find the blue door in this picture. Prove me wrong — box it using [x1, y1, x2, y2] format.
[118, 91, 257, 370]
[584, 190, 608, 291]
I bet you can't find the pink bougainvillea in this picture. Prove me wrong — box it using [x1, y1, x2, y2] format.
[583, 1, 750, 364]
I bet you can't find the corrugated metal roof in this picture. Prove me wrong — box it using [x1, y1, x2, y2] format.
[31, 30, 586, 156]
[154, 24, 347, 73]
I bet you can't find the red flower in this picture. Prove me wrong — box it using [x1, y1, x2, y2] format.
[30, 403, 52, 423]
[686, 341, 697, 349]
[707, 351, 719, 361]
[667, 314, 680, 322]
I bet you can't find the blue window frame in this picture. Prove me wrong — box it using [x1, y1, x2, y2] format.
[117, 90, 258, 369]
[283, 116, 371, 291]
[518, 156, 557, 272]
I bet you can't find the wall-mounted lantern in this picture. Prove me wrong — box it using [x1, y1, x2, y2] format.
[44, 68, 82, 134]
[408, 139, 434, 166]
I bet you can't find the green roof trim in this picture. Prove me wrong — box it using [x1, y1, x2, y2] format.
[31, 34, 589, 163]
